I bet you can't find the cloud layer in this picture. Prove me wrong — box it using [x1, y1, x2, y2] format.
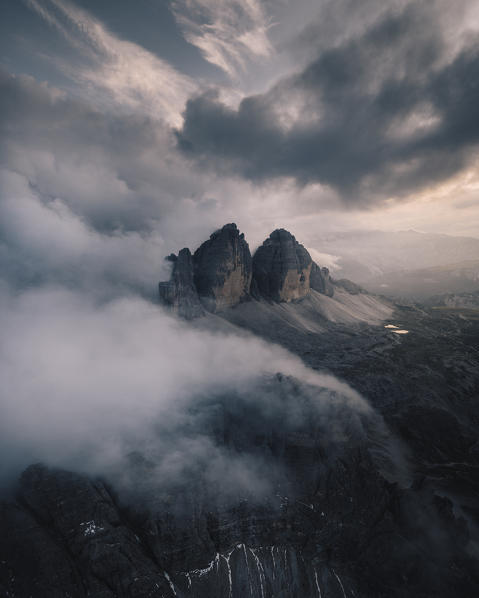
[176, 1, 479, 203]
[172, 0, 273, 80]
[0, 284, 372, 502]
[4, 0, 479, 244]
[27, 0, 197, 125]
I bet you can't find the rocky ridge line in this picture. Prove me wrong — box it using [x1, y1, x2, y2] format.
[159, 223, 336, 317]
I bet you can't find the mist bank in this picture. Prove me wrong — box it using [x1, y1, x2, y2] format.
[0, 283, 379, 501]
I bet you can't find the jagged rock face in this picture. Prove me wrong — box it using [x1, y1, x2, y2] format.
[193, 223, 252, 312]
[253, 229, 312, 302]
[158, 248, 205, 319]
[158, 225, 356, 315]
[310, 263, 335, 297]
[0, 465, 175, 598]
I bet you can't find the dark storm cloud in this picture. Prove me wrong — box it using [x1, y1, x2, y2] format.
[176, 2, 479, 202]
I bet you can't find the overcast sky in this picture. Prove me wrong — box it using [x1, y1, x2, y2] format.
[2, 0, 479, 260]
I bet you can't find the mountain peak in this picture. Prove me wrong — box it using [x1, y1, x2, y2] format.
[159, 224, 336, 317]
[193, 223, 252, 312]
[269, 228, 296, 240]
[252, 229, 312, 302]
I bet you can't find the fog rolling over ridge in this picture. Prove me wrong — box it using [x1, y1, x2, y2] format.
[0, 156, 393, 495]
[0, 282, 377, 499]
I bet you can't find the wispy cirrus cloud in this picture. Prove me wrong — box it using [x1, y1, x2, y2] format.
[26, 0, 196, 125]
[171, 0, 274, 79]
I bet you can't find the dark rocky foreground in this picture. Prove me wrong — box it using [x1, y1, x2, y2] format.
[2, 225, 479, 597]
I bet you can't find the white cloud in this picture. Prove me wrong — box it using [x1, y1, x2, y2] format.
[0, 284, 372, 492]
[0, 169, 168, 294]
[172, 0, 273, 79]
[308, 248, 343, 273]
[26, 0, 197, 125]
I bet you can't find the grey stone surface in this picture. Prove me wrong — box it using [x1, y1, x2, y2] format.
[158, 248, 205, 319]
[193, 223, 252, 312]
[252, 229, 313, 302]
[1, 465, 174, 597]
[310, 263, 335, 297]
[158, 226, 366, 318]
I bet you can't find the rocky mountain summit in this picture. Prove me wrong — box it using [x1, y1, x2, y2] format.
[252, 229, 313, 301]
[159, 224, 335, 317]
[193, 223, 252, 312]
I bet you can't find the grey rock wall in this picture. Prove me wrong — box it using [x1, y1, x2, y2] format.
[252, 229, 313, 302]
[193, 223, 252, 312]
[158, 249, 205, 319]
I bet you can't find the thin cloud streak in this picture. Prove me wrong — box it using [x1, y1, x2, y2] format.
[26, 0, 197, 124]
[172, 0, 273, 79]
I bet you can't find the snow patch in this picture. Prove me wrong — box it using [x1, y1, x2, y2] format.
[80, 520, 104, 537]
[164, 572, 177, 596]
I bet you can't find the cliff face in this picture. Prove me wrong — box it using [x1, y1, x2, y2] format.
[0, 465, 175, 598]
[310, 263, 335, 297]
[159, 224, 252, 315]
[158, 225, 338, 317]
[193, 223, 252, 312]
[158, 249, 205, 319]
[252, 229, 313, 302]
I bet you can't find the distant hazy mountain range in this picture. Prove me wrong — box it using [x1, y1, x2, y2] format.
[361, 260, 479, 300]
[310, 230, 479, 299]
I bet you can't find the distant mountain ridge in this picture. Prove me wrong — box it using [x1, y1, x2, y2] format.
[361, 259, 479, 299]
[308, 229, 479, 281]
[305, 229, 479, 300]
